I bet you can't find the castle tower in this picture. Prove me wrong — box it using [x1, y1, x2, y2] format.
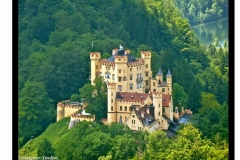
[152, 93, 163, 121]
[107, 82, 117, 123]
[166, 69, 172, 93]
[114, 46, 128, 92]
[156, 68, 163, 84]
[90, 52, 101, 85]
[141, 52, 152, 92]
[57, 103, 65, 121]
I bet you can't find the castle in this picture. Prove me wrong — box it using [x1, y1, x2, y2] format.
[57, 45, 192, 133]
[90, 45, 174, 132]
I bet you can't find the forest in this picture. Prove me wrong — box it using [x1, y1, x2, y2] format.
[173, 0, 228, 25]
[18, 0, 229, 159]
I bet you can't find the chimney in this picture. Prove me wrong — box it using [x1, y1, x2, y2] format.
[112, 48, 118, 55]
[175, 106, 178, 113]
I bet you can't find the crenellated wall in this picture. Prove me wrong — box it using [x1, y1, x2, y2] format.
[57, 102, 82, 121]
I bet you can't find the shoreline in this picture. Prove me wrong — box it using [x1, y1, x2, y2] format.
[190, 17, 228, 27]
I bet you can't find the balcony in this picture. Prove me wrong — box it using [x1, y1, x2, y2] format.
[136, 77, 143, 83]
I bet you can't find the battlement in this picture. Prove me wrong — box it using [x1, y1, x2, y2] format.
[100, 59, 115, 67]
[127, 58, 145, 67]
[57, 102, 82, 109]
[114, 56, 128, 63]
[152, 92, 163, 97]
[107, 82, 116, 88]
[90, 52, 101, 60]
[141, 51, 151, 59]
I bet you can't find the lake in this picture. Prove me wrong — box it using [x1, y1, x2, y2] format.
[191, 18, 228, 46]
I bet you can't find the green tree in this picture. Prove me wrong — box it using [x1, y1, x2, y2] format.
[187, 79, 201, 113]
[79, 77, 107, 121]
[37, 138, 55, 157]
[18, 81, 54, 147]
[70, 93, 81, 102]
[172, 83, 188, 107]
[109, 134, 138, 160]
[73, 131, 113, 160]
[144, 130, 172, 160]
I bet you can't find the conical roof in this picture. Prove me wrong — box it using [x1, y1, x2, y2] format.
[167, 69, 172, 76]
[157, 68, 162, 75]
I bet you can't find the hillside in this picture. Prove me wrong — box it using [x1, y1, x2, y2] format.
[18, 0, 228, 154]
[19, 117, 70, 157]
[19, 118, 228, 160]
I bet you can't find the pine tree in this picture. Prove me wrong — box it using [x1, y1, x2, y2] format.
[37, 138, 55, 157]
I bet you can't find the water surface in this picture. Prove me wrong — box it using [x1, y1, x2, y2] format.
[191, 18, 228, 46]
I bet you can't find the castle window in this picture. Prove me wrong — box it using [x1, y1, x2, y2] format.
[111, 106, 113, 111]
[146, 64, 148, 68]
[111, 99, 113, 103]
[111, 92, 113, 96]
[99, 72, 102, 77]
[130, 74, 133, 80]
[145, 72, 149, 77]
[132, 120, 135, 124]
[125, 106, 127, 111]
[118, 85, 122, 91]
[159, 104, 160, 108]
[123, 76, 127, 81]
[145, 80, 148, 86]
[162, 88, 165, 92]
[130, 68, 132, 72]
[118, 77, 122, 82]
[137, 67, 138, 71]
[105, 72, 110, 79]
[168, 88, 169, 91]
[112, 74, 115, 80]
[129, 84, 133, 90]
[139, 82, 142, 88]
[119, 69, 121, 73]
[125, 116, 127, 120]
[153, 89, 156, 92]
[96, 65, 98, 69]
[153, 82, 155, 86]
[158, 112, 160, 116]
[162, 108, 165, 113]
[120, 106, 122, 111]
[136, 83, 139, 89]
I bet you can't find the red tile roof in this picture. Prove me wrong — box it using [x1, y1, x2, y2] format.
[116, 92, 151, 103]
[116, 92, 171, 106]
[162, 94, 171, 107]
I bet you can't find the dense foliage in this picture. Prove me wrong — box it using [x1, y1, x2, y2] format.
[18, 0, 228, 156]
[19, 119, 228, 159]
[173, 0, 228, 25]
